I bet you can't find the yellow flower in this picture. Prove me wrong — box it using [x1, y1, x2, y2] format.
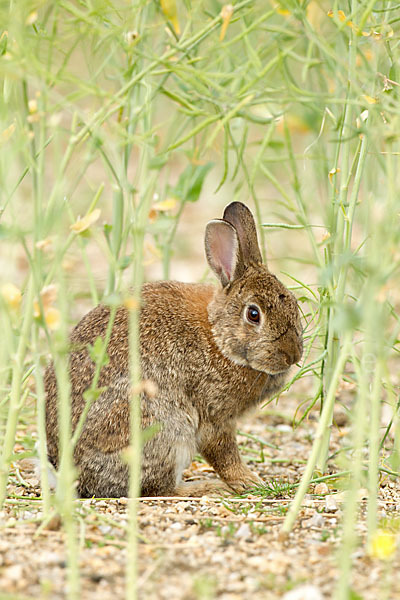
[34, 285, 60, 329]
[1, 122, 15, 144]
[144, 240, 162, 266]
[328, 167, 340, 183]
[356, 49, 373, 66]
[220, 5, 234, 41]
[153, 198, 177, 212]
[327, 9, 354, 28]
[276, 114, 310, 134]
[43, 307, 61, 331]
[35, 238, 53, 252]
[362, 95, 377, 105]
[28, 99, 38, 114]
[70, 209, 101, 234]
[271, 1, 290, 16]
[123, 296, 139, 311]
[160, 0, 180, 35]
[1, 283, 22, 310]
[26, 11, 38, 25]
[33, 285, 57, 318]
[369, 530, 396, 561]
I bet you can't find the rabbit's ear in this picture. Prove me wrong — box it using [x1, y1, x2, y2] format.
[222, 202, 263, 265]
[205, 219, 245, 287]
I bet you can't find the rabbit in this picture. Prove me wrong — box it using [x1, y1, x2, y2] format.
[44, 201, 303, 498]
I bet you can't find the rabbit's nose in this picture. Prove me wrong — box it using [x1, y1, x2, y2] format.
[282, 330, 303, 366]
[291, 343, 302, 365]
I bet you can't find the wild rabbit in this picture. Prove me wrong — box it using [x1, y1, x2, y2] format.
[45, 202, 302, 497]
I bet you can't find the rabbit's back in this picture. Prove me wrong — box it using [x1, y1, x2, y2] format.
[45, 281, 218, 469]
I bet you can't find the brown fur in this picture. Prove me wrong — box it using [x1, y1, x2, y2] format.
[45, 202, 302, 497]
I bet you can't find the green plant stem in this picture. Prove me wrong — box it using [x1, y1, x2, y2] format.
[367, 357, 383, 542]
[282, 334, 351, 534]
[316, 17, 366, 473]
[0, 277, 35, 507]
[106, 189, 124, 296]
[334, 344, 369, 600]
[283, 118, 322, 269]
[125, 6, 155, 598]
[163, 200, 186, 279]
[52, 265, 79, 600]
[70, 306, 118, 449]
[126, 185, 156, 600]
[317, 134, 369, 474]
[33, 326, 52, 518]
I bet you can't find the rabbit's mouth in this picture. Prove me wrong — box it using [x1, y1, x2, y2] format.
[244, 338, 302, 375]
[232, 347, 293, 375]
[252, 359, 292, 376]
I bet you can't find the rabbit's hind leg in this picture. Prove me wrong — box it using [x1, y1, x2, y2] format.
[73, 377, 132, 497]
[77, 444, 181, 498]
[76, 448, 129, 498]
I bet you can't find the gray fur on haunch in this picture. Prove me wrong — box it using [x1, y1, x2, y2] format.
[45, 202, 303, 497]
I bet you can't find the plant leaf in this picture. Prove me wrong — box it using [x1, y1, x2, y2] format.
[173, 162, 213, 204]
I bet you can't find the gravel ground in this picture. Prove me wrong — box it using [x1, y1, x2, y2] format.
[1, 395, 400, 600]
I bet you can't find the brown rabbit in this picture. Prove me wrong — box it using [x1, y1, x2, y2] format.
[45, 202, 302, 497]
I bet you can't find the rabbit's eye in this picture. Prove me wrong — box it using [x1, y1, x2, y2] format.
[246, 305, 260, 324]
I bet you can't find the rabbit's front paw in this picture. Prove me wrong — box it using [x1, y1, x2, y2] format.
[224, 469, 265, 493]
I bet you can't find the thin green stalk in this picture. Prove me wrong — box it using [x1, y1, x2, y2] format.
[205, 94, 254, 150]
[52, 265, 79, 600]
[19, 80, 50, 517]
[317, 134, 369, 474]
[126, 182, 156, 600]
[162, 200, 186, 279]
[334, 345, 369, 600]
[282, 334, 351, 534]
[0, 277, 35, 507]
[70, 306, 118, 449]
[367, 357, 383, 542]
[33, 325, 52, 518]
[127, 308, 142, 600]
[125, 5, 154, 598]
[316, 13, 360, 473]
[106, 188, 124, 297]
[283, 118, 323, 269]
[385, 139, 400, 473]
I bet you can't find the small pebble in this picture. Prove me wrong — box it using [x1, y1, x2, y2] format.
[314, 482, 329, 495]
[276, 424, 292, 432]
[3, 564, 24, 581]
[36, 551, 63, 566]
[325, 495, 338, 513]
[283, 584, 324, 600]
[235, 523, 252, 539]
[98, 525, 112, 535]
[44, 514, 62, 531]
[308, 512, 325, 529]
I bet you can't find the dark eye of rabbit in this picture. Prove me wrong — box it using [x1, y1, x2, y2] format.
[246, 305, 260, 324]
